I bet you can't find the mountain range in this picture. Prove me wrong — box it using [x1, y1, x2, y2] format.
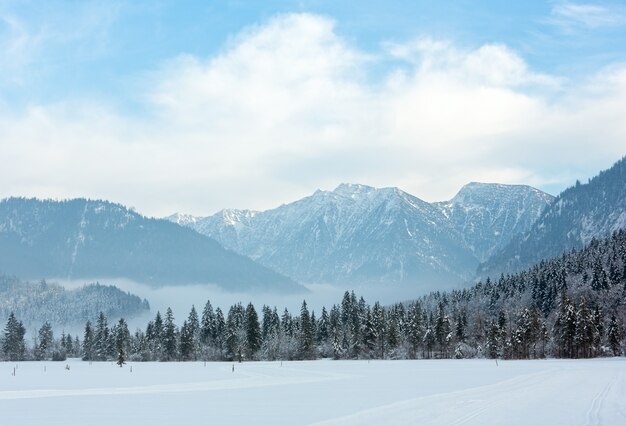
[1, 156, 623, 299]
[479, 156, 626, 277]
[169, 182, 554, 289]
[0, 198, 303, 293]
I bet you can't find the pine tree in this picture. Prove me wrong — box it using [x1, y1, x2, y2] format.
[2, 312, 26, 361]
[486, 320, 499, 359]
[329, 305, 343, 359]
[591, 260, 609, 291]
[187, 306, 200, 360]
[407, 302, 424, 358]
[424, 322, 436, 359]
[298, 300, 314, 359]
[94, 312, 110, 361]
[179, 320, 194, 361]
[114, 318, 131, 360]
[372, 302, 386, 359]
[214, 307, 226, 359]
[317, 306, 330, 345]
[260, 305, 280, 360]
[435, 303, 451, 358]
[152, 311, 164, 359]
[607, 314, 621, 356]
[117, 348, 126, 367]
[65, 333, 74, 357]
[37, 321, 54, 361]
[454, 310, 466, 344]
[554, 293, 577, 358]
[226, 303, 245, 362]
[362, 308, 376, 357]
[244, 302, 261, 360]
[163, 307, 178, 361]
[201, 300, 215, 347]
[83, 320, 94, 361]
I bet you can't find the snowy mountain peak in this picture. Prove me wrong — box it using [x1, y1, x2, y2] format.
[218, 209, 257, 226]
[479, 156, 626, 276]
[168, 181, 554, 288]
[166, 212, 200, 226]
[332, 183, 378, 198]
[436, 183, 554, 262]
[450, 182, 553, 206]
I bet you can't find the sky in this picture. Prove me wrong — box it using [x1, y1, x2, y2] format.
[1, 0, 625, 217]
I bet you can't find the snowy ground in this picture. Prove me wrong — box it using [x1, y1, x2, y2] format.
[1, 358, 624, 425]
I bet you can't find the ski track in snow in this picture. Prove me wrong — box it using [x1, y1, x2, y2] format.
[313, 362, 626, 426]
[313, 369, 557, 426]
[0, 363, 351, 400]
[1, 359, 624, 425]
[584, 370, 621, 426]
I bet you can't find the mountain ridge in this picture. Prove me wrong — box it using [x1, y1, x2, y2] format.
[170, 182, 554, 289]
[479, 156, 626, 277]
[0, 197, 305, 293]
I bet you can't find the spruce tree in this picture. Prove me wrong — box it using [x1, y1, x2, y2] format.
[37, 322, 54, 361]
[2, 313, 26, 361]
[317, 306, 329, 345]
[372, 302, 386, 359]
[117, 348, 126, 367]
[114, 318, 131, 360]
[179, 320, 194, 361]
[94, 312, 110, 361]
[214, 307, 226, 359]
[83, 320, 94, 361]
[187, 306, 200, 360]
[163, 307, 178, 361]
[226, 303, 245, 361]
[201, 300, 215, 346]
[244, 303, 261, 360]
[298, 300, 314, 359]
[607, 314, 621, 356]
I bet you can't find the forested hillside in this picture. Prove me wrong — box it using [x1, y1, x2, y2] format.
[0, 197, 302, 292]
[0, 276, 149, 327]
[3, 230, 624, 362]
[480, 156, 626, 277]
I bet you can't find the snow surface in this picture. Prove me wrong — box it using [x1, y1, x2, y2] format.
[1, 358, 624, 425]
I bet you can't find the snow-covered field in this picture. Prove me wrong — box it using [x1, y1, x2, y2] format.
[1, 358, 624, 425]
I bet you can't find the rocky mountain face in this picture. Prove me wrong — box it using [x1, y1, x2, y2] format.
[166, 213, 201, 227]
[479, 157, 626, 277]
[436, 183, 554, 262]
[175, 182, 553, 289]
[0, 198, 304, 293]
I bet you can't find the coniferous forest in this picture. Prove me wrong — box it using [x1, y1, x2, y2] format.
[2, 230, 625, 363]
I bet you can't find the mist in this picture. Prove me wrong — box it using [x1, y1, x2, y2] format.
[54, 277, 460, 332]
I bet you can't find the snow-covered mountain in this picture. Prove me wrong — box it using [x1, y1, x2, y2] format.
[166, 212, 201, 227]
[479, 156, 626, 277]
[436, 182, 554, 262]
[0, 198, 303, 293]
[171, 182, 553, 289]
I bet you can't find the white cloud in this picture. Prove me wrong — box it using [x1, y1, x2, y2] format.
[550, 2, 626, 30]
[386, 37, 561, 88]
[0, 13, 625, 216]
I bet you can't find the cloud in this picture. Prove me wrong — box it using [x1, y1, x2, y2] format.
[549, 2, 626, 30]
[386, 37, 560, 88]
[0, 13, 625, 216]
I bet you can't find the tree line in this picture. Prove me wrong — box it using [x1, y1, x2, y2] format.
[3, 230, 626, 363]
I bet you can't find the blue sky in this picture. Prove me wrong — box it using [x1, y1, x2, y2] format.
[1, 1, 625, 215]
[4, 1, 626, 105]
